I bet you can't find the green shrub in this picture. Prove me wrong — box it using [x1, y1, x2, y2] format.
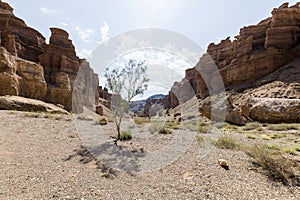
[120, 130, 132, 141]
[282, 146, 300, 155]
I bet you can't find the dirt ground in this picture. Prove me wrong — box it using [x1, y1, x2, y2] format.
[0, 110, 299, 199]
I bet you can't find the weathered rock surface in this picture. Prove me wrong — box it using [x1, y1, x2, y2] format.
[164, 3, 300, 123]
[0, 95, 68, 114]
[0, 47, 47, 100]
[0, 1, 45, 62]
[242, 97, 300, 123]
[0, 1, 110, 112]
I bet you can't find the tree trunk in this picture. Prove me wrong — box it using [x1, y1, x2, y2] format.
[114, 125, 121, 146]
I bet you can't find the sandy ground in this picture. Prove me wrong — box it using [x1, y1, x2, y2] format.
[0, 110, 299, 199]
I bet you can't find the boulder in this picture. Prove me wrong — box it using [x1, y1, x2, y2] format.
[0, 95, 68, 114]
[242, 98, 300, 123]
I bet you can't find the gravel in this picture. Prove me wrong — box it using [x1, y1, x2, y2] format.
[0, 110, 299, 199]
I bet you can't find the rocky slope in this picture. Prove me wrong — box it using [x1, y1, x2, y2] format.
[0, 0, 110, 112]
[164, 2, 300, 124]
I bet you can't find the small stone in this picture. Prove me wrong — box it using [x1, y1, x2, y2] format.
[218, 159, 229, 170]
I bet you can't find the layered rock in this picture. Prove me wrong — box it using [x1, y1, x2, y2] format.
[38, 28, 80, 111]
[0, 1, 111, 112]
[0, 0, 45, 62]
[0, 47, 47, 100]
[164, 3, 300, 123]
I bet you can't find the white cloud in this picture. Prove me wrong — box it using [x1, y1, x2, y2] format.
[60, 22, 68, 27]
[75, 27, 94, 42]
[100, 21, 110, 43]
[40, 7, 58, 14]
[78, 49, 92, 58]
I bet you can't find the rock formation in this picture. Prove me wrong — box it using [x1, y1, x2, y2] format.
[164, 3, 300, 123]
[0, 1, 111, 112]
[0, 95, 68, 114]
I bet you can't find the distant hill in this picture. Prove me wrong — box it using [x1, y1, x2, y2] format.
[147, 94, 166, 100]
[129, 94, 166, 114]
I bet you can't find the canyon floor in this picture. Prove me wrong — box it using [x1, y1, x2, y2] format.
[0, 110, 299, 200]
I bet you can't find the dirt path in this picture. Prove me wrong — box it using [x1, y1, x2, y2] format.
[0, 111, 299, 199]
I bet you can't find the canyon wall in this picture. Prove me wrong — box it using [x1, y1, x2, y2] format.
[0, 0, 110, 112]
[164, 2, 300, 123]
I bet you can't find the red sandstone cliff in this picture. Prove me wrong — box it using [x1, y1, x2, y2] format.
[164, 2, 300, 124]
[0, 0, 110, 112]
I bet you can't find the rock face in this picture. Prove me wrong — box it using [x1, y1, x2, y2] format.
[0, 1, 110, 112]
[0, 47, 47, 100]
[0, 1, 45, 62]
[164, 3, 300, 123]
[38, 28, 81, 111]
[242, 98, 300, 123]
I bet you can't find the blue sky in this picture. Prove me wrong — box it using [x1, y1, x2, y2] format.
[4, 0, 298, 99]
[5, 0, 298, 58]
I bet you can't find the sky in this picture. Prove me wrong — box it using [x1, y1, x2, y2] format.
[4, 0, 298, 57]
[4, 0, 298, 99]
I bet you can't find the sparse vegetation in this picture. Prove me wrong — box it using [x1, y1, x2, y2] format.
[134, 117, 150, 125]
[247, 134, 257, 140]
[245, 144, 300, 185]
[270, 133, 286, 139]
[149, 120, 163, 133]
[95, 117, 108, 125]
[23, 112, 66, 121]
[198, 122, 210, 133]
[260, 134, 271, 140]
[196, 134, 204, 144]
[267, 124, 299, 131]
[164, 120, 180, 130]
[214, 136, 240, 150]
[104, 59, 149, 144]
[242, 122, 262, 131]
[119, 130, 132, 141]
[159, 127, 172, 134]
[282, 146, 300, 155]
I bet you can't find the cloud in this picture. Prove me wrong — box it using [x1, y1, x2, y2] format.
[75, 27, 94, 42]
[60, 22, 68, 27]
[40, 7, 58, 14]
[78, 49, 92, 58]
[100, 21, 110, 43]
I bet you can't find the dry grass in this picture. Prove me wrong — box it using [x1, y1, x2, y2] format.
[267, 124, 299, 131]
[196, 134, 204, 144]
[159, 127, 172, 134]
[94, 117, 108, 125]
[245, 144, 300, 186]
[213, 136, 240, 150]
[164, 120, 180, 130]
[133, 117, 150, 125]
[197, 122, 210, 133]
[242, 122, 262, 131]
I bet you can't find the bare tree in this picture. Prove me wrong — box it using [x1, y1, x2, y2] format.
[104, 59, 149, 145]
